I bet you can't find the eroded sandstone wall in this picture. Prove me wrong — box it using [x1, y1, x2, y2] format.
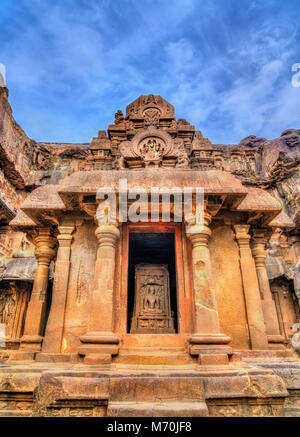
[209, 224, 250, 349]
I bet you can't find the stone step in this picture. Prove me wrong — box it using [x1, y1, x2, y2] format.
[238, 349, 296, 360]
[114, 348, 193, 365]
[109, 375, 205, 403]
[0, 410, 31, 417]
[107, 401, 209, 417]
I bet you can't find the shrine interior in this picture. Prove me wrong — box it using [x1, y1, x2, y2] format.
[127, 232, 178, 333]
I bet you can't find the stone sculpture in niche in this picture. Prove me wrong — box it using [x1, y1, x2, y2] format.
[0, 284, 17, 338]
[138, 138, 165, 167]
[130, 264, 175, 334]
[118, 126, 189, 169]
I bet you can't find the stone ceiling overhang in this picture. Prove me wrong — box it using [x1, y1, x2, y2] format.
[21, 185, 66, 210]
[58, 169, 248, 194]
[267, 209, 295, 229]
[11, 185, 66, 228]
[267, 189, 298, 229]
[233, 186, 283, 226]
[9, 210, 37, 231]
[9, 169, 286, 229]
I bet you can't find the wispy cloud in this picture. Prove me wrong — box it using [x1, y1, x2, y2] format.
[1, 0, 299, 143]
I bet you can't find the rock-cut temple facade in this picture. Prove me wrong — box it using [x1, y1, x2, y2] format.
[0, 87, 300, 417]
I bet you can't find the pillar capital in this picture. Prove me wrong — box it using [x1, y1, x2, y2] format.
[56, 224, 75, 248]
[233, 224, 251, 244]
[34, 228, 56, 265]
[58, 224, 75, 235]
[251, 229, 270, 269]
[186, 226, 211, 247]
[35, 246, 56, 264]
[185, 198, 211, 227]
[186, 211, 212, 248]
[251, 228, 270, 243]
[34, 227, 56, 245]
[95, 222, 120, 248]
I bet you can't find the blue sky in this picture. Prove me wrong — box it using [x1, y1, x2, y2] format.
[1, 0, 300, 144]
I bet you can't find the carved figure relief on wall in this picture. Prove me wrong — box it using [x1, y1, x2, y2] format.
[0, 282, 30, 341]
[0, 285, 17, 338]
[138, 138, 165, 167]
[119, 127, 189, 169]
[130, 264, 175, 334]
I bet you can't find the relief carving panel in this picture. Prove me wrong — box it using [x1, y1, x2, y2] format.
[130, 264, 175, 334]
[0, 282, 30, 341]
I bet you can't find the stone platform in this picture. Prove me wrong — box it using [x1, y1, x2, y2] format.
[0, 352, 299, 417]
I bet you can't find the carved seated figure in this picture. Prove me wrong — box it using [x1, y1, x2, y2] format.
[143, 285, 161, 311]
[130, 264, 175, 334]
[139, 139, 164, 167]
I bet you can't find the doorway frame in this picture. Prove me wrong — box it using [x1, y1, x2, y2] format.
[117, 222, 193, 338]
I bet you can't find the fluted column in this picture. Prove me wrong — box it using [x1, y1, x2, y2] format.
[234, 225, 268, 350]
[79, 221, 120, 364]
[251, 229, 284, 347]
[186, 211, 231, 357]
[20, 228, 56, 353]
[40, 224, 75, 355]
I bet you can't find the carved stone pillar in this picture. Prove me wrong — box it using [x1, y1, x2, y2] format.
[19, 228, 56, 355]
[234, 225, 268, 350]
[38, 224, 75, 358]
[186, 211, 231, 362]
[79, 222, 120, 364]
[251, 229, 285, 348]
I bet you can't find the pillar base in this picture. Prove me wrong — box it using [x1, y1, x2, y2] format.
[79, 331, 119, 344]
[19, 335, 43, 352]
[190, 344, 233, 356]
[190, 333, 231, 345]
[83, 353, 113, 365]
[189, 333, 232, 361]
[267, 334, 286, 350]
[198, 353, 229, 366]
[78, 331, 119, 364]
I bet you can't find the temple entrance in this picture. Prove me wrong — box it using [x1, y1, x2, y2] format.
[127, 232, 178, 333]
[270, 277, 300, 341]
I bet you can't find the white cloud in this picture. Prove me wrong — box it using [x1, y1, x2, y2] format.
[1, 0, 300, 143]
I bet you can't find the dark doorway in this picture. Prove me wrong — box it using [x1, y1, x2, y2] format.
[127, 232, 178, 333]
